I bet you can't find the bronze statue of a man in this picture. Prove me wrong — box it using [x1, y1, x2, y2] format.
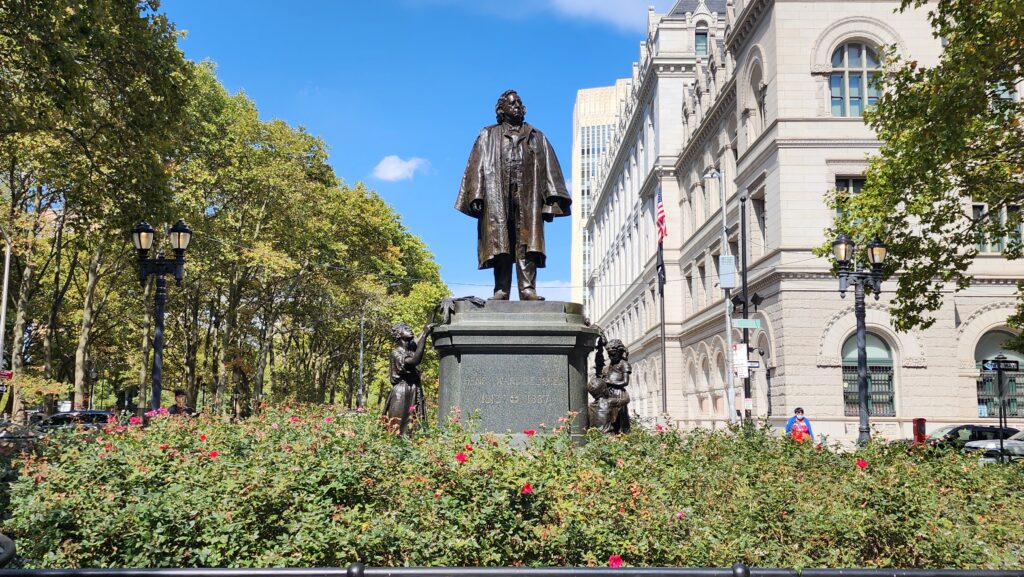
[383, 321, 434, 435]
[455, 90, 572, 301]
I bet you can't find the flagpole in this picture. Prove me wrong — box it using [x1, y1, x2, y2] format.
[659, 243, 667, 415]
[655, 189, 669, 417]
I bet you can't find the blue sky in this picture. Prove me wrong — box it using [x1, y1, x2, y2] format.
[165, 0, 676, 300]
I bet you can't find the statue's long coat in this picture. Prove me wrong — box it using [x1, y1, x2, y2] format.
[455, 122, 571, 269]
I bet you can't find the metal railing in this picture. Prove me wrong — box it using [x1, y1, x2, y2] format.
[0, 564, 1022, 577]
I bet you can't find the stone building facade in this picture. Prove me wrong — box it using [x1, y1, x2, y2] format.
[572, 0, 1024, 441]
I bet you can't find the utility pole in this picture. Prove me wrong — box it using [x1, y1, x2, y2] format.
[740, 195, 751, 420]
[705, 168, 737, 424]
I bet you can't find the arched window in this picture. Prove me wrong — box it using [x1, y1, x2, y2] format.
[695, 21, 709, 57]
[974, 330, 1024, 418]
[748, 64, 766, 134]
[830, 42, 881, 117]
[841, 332, 894, 416]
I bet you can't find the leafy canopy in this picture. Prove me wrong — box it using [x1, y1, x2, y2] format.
[825, 0, 1023, 338]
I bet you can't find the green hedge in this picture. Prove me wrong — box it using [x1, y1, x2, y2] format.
[3, 407, 1022, 568]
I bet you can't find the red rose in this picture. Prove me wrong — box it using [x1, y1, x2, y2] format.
[608, 555, 624, 568]
[655, 425, 664, 431]
[159, 443, 169, 450]
[464, 444, 473, 451]
[521, 482, 533, 495]
[855, 458, 868, 469]
[290, 416, 299, 423]
[523, 429, 536, 436]
[455, 452, 468, 463]
[208, 451, 219, 458]
[199, 435, 207, 441]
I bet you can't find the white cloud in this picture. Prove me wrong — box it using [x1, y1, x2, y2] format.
[405, 0, 676, 33]
[371, 155, 430, 182]
[546, 0, 675, 32]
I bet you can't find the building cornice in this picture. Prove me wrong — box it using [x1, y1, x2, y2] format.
[725, 0, 772, 53]
[776, 138, 880, 149]
[675, 77, 738, 173]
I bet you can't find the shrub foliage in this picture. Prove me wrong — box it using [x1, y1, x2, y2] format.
[2, 407, 1022, 568]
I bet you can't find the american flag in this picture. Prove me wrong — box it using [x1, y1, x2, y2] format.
[655, 188, 667, 244]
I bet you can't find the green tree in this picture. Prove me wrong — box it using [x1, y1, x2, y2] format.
[826, 0, 1023, 339]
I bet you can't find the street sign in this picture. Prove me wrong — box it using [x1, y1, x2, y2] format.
[982, 359, 1019, 372]
[748, 360, 760, 369]
[719, 255, 736, 289]
[743, 398, 753, 410]
[734, 319, 761, 330]
[0, 370, 12, 380]
[732, 346, 749, 378]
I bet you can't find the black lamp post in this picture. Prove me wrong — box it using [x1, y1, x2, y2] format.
[131, 220, 192, 411]
[833, 233, 887, 444]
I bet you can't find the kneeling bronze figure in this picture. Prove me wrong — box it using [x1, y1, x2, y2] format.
[588, 337, 631, 434]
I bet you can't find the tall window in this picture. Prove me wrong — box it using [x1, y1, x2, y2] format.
[751, 196, 767, 256]
[841, 332, 895, 416]
[583, 229, 593, 278]
[972, 204, 1021, 253]
[835, 176, 865, 216]
[686, 275, 695, 315]
[830, 43, 880, 117]
[695, 23, 709, 57]
[975, 330, 1023, 418]
[697, 264, 707, 309]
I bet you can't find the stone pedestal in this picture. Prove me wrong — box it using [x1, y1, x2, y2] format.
[432, 300, 600, 440]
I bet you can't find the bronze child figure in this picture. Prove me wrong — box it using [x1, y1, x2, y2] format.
[455, 89, 572, 301]
[383, 321, 434, 435]
[588, 337, 632, 434]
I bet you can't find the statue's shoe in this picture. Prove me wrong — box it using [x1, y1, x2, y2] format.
[519, 289, 545, 301]
[488, 290, 510, 300]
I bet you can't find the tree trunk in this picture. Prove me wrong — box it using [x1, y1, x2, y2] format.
[183, 286, 200, 404]
[43, 218, 65, 380]
[10, 261, 34, 421]
[218, 265, 242, 414]
[73, 244, 103, 409]
[252, 307, 272, 411]
[344, 362, 354, 408]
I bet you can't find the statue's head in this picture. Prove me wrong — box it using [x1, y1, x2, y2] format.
[495, 89, 526, 125]
[606, 338, 627, 360]
[391, 322, 413, 342]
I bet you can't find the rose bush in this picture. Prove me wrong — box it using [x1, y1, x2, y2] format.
[1, 406, 1022, 568]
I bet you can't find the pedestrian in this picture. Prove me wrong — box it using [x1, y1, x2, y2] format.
[168, 389, 195, 416]
[785, 407, 814, 442]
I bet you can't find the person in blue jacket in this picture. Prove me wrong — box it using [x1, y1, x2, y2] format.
[785, 407, 814, 441]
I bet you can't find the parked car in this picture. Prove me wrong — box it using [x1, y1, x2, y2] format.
[925, 424, 1019, 449]
[964, 429, 1024, 461]
[36, 410, 113, 432]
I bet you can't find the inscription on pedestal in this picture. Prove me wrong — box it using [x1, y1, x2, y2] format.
[433, 300, 599, 439]
[459, 354, 566, 431]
